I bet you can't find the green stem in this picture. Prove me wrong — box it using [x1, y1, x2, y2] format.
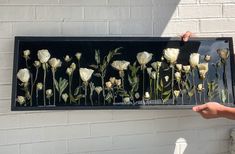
[36, 89, 38, 106]
[203, 80, 206, 103]
[78, 62, 81, 104]
[154, 78, 156, 101]
[52, 69, 56, 106]
[171, 66, 175, 104]
[150, 78, 152, 99]
[101, 74, 105, 105]
[192, 69, 198, 105]
[85, 83, 87, 106]
[43, 64, 46, 106]
[156, 70, 159, 101]
[69, 75, 72, 104]
[223, 62, 229, 104]
[142, 66, 145, 104]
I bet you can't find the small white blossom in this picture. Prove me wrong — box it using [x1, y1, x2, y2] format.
[79, 68, 94, 82]
[17, 68, 30, 83]
[111, 60, 130, 71]
[37, 49, 50, 63]
[189, 53, 200, 68]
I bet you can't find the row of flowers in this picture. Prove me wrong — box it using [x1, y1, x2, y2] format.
[16, 46, 230, 106]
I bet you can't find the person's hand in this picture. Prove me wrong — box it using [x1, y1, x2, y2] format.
[181, 31, 192, 42]
[192, 102, 226, 119]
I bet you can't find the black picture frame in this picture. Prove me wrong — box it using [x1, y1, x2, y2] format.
[11, 36, 235, 110]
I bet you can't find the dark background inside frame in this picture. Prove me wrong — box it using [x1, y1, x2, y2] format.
[12, 37, 235, 109]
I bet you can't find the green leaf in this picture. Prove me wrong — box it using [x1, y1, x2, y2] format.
[221, 89, 227, 103]
[162, 90, 171, 96]
[90, 64, 98, 69]
[74, 87, 81, 96]
[54, 79, 59, 91]
[95, 50, 100, 64]
[163, 94, 171, 103]
[188, 88, 195, 97]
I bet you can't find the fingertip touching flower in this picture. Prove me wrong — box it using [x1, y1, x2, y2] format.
[37, 49, 50, 63]
[17, 68, 30, 83]
[163, 48, 179, 64]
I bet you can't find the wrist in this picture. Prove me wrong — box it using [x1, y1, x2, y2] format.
[218, 105, 229, 118]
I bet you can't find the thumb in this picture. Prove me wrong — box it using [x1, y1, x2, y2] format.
[192, 104, 208, 112]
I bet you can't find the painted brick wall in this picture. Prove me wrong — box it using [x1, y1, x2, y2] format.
[0, 0, 235, 154]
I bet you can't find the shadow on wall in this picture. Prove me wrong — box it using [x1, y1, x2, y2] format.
[153, 0, 181, 36]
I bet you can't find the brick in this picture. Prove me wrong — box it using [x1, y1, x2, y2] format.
[178, 5, 222, 19]
[0, 39, 14, 53]
[20, 140, 67, 154]
[0, 85, 11, 100]
[68, 137, 112, 153]
[91, 120, 154, 136]
[153, 5, 178, 21]
[0, 53, 13, 69]
[13, 22, 61, 36]
[108, 0, 130, 6]
[130, 0, 152, 6]
[200, 0, 234, 3]
[0, 6, 35, 21]
[112, 110, 155, 120]
[0, 23, 12, 38]
[154, 20, 198, 35]
[223, 5, 235, 17]
[109, 20, 153, 35]
[154, 117, 180, 132]
[61, 0, 106, 5]
[0, 100, 11, 113]
[0, 114, 19, 129]
[19, 111, 67, 128]
[0, 69, 12, 84]
[66, 124, 90, 139]
[62, 22, 108, 36]
[9, 0, 58, 4]
[131, 7, 152, 19]
[84, 7, 129, 20]
[200, 19, 235, 32]
[0, 145, 19, 154]
[36, 6, 83, 21]
[68, 110, 112, 124]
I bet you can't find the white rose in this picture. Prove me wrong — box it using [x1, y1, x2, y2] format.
[105, 81, 112, 89]
[197, 63, 209, 79]
[151, 61, 162, 71]
[189, 53, 200, 68]
[109, 77, 116, 84]
[17, 96, 26, 105]
[111, 60, 130, 71]
[79, 68, 94, 82]
[176, 64, 182, 71]
[175, 72, 181, 82]
[95, 87, 102, 94]
[17, 68, 30, 83]
[197, 84, 204, 92]
[150, 71, 156, 80]
[66, 67, 73, 76]
[23, 50, 30, 58]
[75, 52, 82, 61]
[34, 61, 41, 68]
[137, 51, 153, 65]
[115, 79, 121, 87]
[70, 63, 76, 71]
[37, 49, 50, 63]
[123, 97, 130, 103]
[46, 89, 53, 97]
[147, 67, 152, 75]
[49, 58, 62, 69]
[163, 48, 179, 64]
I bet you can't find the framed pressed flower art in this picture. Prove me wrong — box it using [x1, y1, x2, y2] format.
[11, 37, 235, 110]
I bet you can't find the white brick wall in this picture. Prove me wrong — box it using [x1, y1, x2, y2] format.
[0, 0, 234, 154]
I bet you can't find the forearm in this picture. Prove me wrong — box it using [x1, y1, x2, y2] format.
[220, 106, 235, 120]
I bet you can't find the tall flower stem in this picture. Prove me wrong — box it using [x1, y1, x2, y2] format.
[171, 66, 175, 104]
[78, 62, 81, 104]
[149, 78, 152, 99]
[223, 62, 229, 103]
[142, 66, 145, 104]
[178, 81, 183, 105]
[36, 89, 39, 106]
[192, 69, 198, 105]
[203, 80, 206, 103]
[69, 75, 72, 104]
[98, 94, 100, 105]
[153, 78, 156, 101]
[101, 73, 105, 105]
[52, 69, 56, 106]
[156, 70, 159, 101]
[84, 82, 87, 106]
[199, 92, 202, 103]
[43, 64, 46, 106]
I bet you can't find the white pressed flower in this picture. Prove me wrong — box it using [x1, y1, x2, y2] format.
[197, 63, 209, 79]
[75, 52, 82, 61]
[174, 90, 180, 97]
[109, 77, 116, 84]
[105, 81, 112, 89]
[137, 51, 153, 65]
[135, 92, 140, 99]
[66, 67, 73, 76]
[204, 55, 211, 62]
[197, 84, 204, 92]
[189, 53, 200, 68]
[163, 48, 179, 64]
[23, 50, 30, 59]
[46, 89, 53, 98]
[217, 48, 229, 60]
[175, 72, 181, 82]
[64, 55, 72, 62]
[49, 58, 62, 69]
[79, 68, 94, 82]
[37, 49, 50, 63]
[34, 61, 41, 68]
[176, 64, 182, 71]
[17, 96, 26, 105]
[164, 76, 169, 82]
[17, 68, 30, 83]
[151, 61, 162, 70]
[36, 83, 43, 90]
[147, 67, 152, 75]
[95, 87, 102, 94]
[144, 92, 150, 99]
[183, 65, 191, 73]
[111, 60, 130, 71]
[70, 63, 76, 71]
[150, 71, 156, 80]
[115, 79, 121, 87]
[123, 97, 130, 103]
[62, 93, 68, 102]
